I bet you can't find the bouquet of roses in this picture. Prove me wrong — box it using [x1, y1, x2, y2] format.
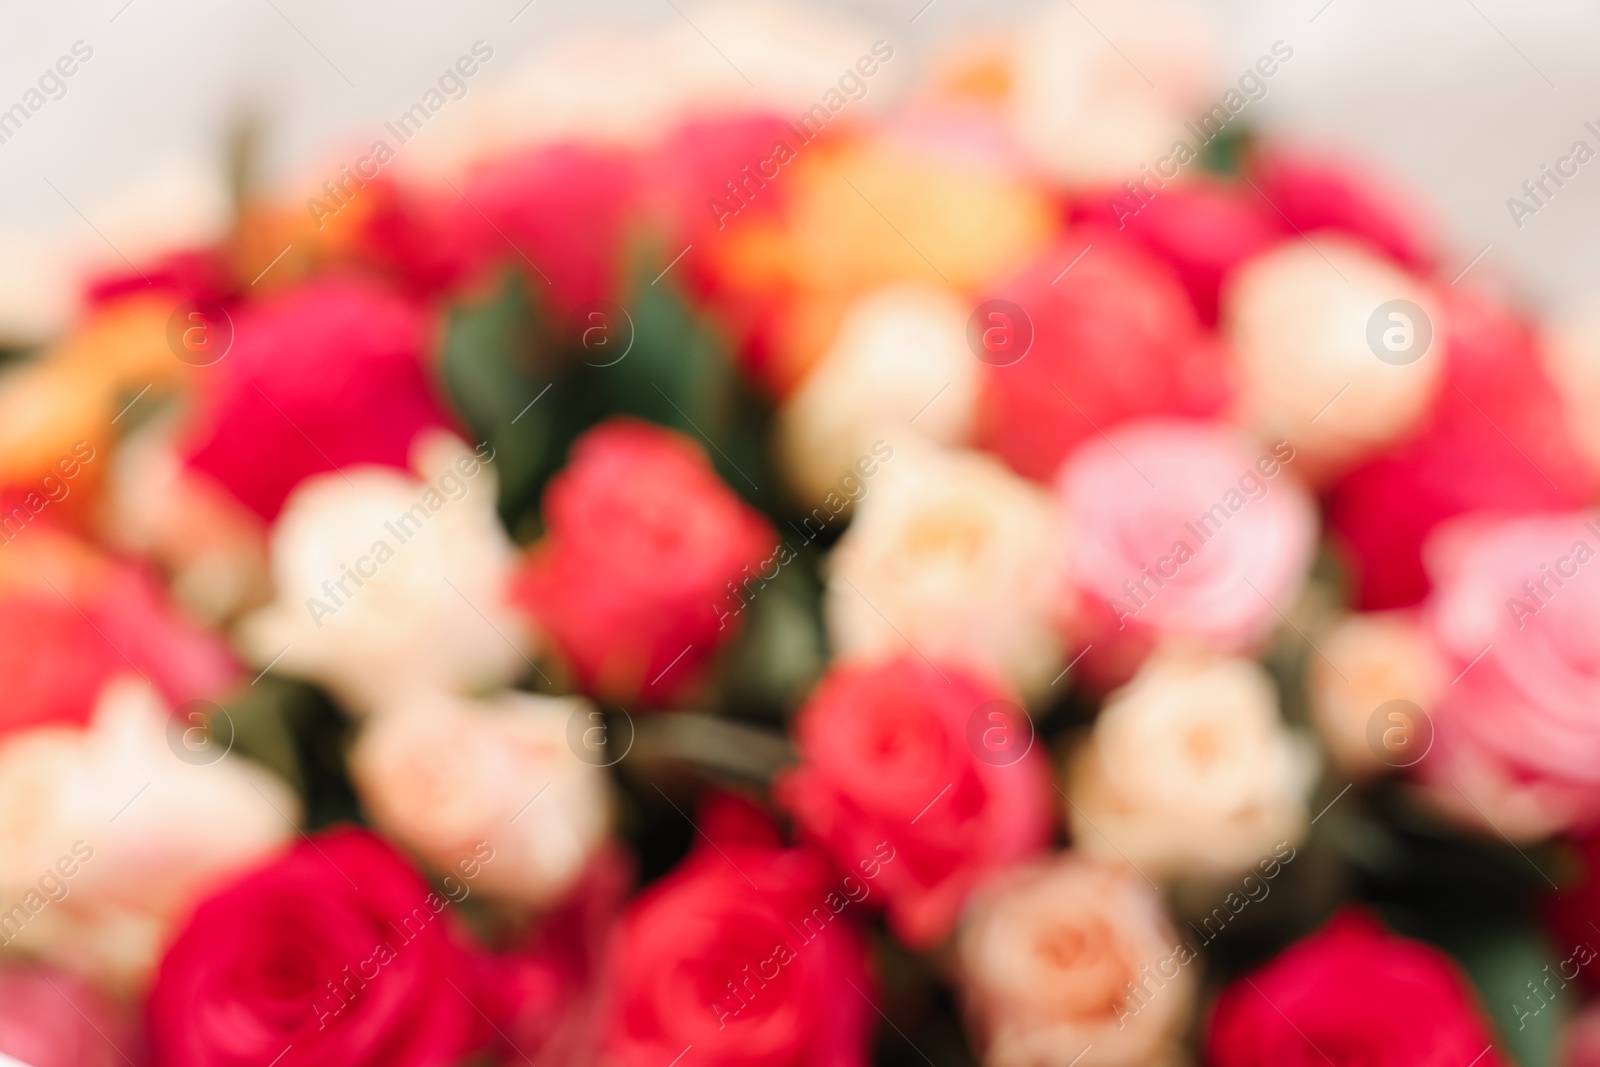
[3, 2, 1600, 1066]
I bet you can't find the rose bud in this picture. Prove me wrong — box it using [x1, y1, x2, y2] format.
[182, 277, 451, 521]
[0, 680, 296, 987]
[957, 852, 1196, 1067]
[149, 827, 492, 1067]
[823, 440, 1063, 697]
[1065, 654, 1314, 881]
[237, 433, 526, 717]
[1415, 511, 1600, 841]
[597, 797, 874, 1067]
[510, 418, 775, 707]
[1056, 418, 1317, 685]
[1205, 910, 1505, 1067]
[1224, 234, 1443, 482]
[977, 233, 1232, 484]
[777, 656, 1052, 948]
[349, 689, 611, 908]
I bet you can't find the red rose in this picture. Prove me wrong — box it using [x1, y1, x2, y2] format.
[485, 846, 633, 1067]
[1069, 180, 1281, 325]
[1327, 288, 1595, 609]
[976, 230, 1232, 482]
[458, 143, 638, 317]
[183, 277, 450, 520]
[1246, 149, 1434, 271]
[598, 796, 874, 1067]
[777, 657, 1052, 948]
[510, 418, 775, 706]
[0, 965, 141, 1067]
[1206, 910, 1505, 1067]
[148, 827, 491, 1067]
[0, 530, 237, 738]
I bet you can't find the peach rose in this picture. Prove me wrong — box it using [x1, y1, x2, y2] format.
[236, 432, 529, 716]
[958, 853, 1194, 1067]
[1066, 654, 1314, 880]
[1416, 511, 1600, 840]
[824, 440, 1062, 696]
[1225, 234, 1443, 480]
[0, 679, 296, 987]
[349, 689, 611, 908]
[777, 285, 977, 508]
[1308, 611, 1445, 778]
[1057, 418, 1317, 682]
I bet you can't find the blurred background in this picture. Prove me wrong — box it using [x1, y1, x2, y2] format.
[3, 0, 1599, 337]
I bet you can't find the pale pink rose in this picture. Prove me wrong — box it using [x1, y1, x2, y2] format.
[957, 853, 1194, 1067]
[1008, 0, 1217, 188]
[1308, 611, 1445, 778]
[824, 440, 1063, 697]
[1066, 654, 1314, 880]
[1057, 419, 1317, 683]
[1416, 510, 1600, 840]
[1224, 235, 1443, 481]
[349, 689, 611, 908]
[236, 432, 529, 716]
[0, 679, 296, 988]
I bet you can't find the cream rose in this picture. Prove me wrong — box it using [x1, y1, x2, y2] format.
[1066, 654, 1314, 880]
[349, 689, 611, 908]
[958, 852, 1195, 1067]
[1308, 611, 1445, 778]
[1225, 234, 1443, 480]
[1008, 0, 1216, 188]
[777, 285, 978, 508]
[0, 679, 296, 987]
[237, 432, 529, 715]
[824, 440, 1062, 696]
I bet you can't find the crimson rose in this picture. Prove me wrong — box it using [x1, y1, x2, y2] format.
[1206, 910, 1505, 1067]
[598, 797, 874, 1067]
[148, 828, 490, 1067]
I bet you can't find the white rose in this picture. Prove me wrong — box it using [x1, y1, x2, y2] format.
[824, 440, 1062, 696]
[1008, 0, 1217, 188]
[349, 689, 611, 908]
[1225, 234, 1443, 480]
[958, 853, 1194, 1067]
[0, 679, 296, 987]
[237, 432, 530, 715]
[777, 285, 977, 508]
[1067, 654, 1314, 880]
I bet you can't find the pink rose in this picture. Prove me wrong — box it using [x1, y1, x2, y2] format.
[0, 965, 141, 1067]
[1056, 419, 1317, 686]
[1419, 511, 1600, 838]
[182, 277, 450, 520]
[976, 232, 1232, 483]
